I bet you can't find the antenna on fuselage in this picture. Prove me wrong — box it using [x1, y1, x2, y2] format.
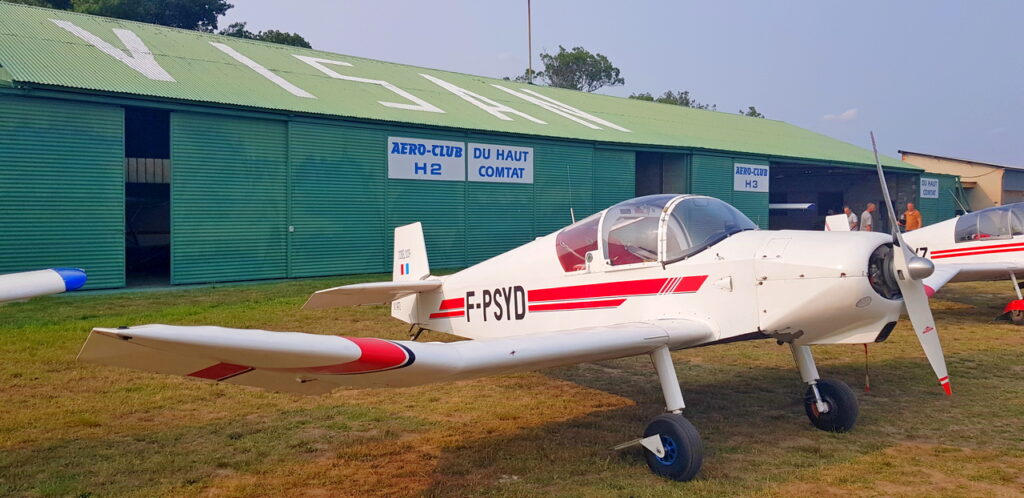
[566, 163, 577, 224]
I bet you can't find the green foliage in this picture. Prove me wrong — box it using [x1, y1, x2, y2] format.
[219, 21, 312, 48]
[628, 90, 716, 110]
[1, 0, 73, 8]
[511, 46, 624, 92]
[740, 105, 766, 118]
[72, 0, 233, 32]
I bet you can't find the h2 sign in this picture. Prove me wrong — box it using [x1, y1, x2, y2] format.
[734, 163, 769, 192]
[388, 137, 465, 181]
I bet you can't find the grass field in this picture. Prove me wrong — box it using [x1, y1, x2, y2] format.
[1, 276, 1023, 497]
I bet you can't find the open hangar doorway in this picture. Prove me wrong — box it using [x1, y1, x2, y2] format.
[124, 106, 171, 286]
[768, 162, 917, 232]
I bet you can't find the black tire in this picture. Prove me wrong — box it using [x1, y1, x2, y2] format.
[1010, 310, 1024, 325]
[642, 413, 703, 482]
[804, 378, 859, 433]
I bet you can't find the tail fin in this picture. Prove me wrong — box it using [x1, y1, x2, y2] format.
[394, 222, 430, 281]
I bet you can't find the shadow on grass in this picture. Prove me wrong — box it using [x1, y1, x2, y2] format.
[418, 346, 1024, 496]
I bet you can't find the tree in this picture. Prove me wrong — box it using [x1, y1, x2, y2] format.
[219, 21, 312, 48]
[72, 0, 233, 32]
[628, 90, 716, 111]
[1, 0, 73, 8]
[739, 106, 765, 118]
[3, 0, 313, 47]
[510, 45, 624, 92]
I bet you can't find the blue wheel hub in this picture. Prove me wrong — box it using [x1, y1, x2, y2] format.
[656, 435, 678, 465]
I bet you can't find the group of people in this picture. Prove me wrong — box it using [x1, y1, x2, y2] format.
[843, 202, 922, 232]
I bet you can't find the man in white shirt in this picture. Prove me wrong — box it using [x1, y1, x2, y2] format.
[860, 203, 876, 232]
[843, 206, 858, 230]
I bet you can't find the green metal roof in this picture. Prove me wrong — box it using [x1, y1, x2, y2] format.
[0, 2, 917, 170]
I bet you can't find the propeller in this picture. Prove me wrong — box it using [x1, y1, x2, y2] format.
[870, 132, 951, 395]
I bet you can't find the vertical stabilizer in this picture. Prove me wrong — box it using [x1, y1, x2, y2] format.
[394, 222, 430, 282]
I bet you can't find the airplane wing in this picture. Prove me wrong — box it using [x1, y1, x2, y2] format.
[924, 261, 1024, 296]
[77, 320, 714, 395]
[303, 280, 442, 309]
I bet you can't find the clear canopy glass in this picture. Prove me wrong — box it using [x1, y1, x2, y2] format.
[554, 195, 757, 271]
[953, 203, 1024, 242]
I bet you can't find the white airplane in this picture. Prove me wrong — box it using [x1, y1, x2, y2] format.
[827, 203, 1024, 323]
[79, 140, 951, 482]
[0, 268, 87, 304]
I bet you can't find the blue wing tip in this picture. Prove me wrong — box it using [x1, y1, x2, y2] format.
[54, 268, 87, 291]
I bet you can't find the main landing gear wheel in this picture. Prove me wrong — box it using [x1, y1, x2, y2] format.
[642, 413, 703, 481]
[804, 378, 859, 433]
[1010, 310, 1024, 325]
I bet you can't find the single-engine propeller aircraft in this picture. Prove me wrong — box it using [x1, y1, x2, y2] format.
[827, 201, 1024, 323]
[79, 135, 952, 482]
[0, 268, 87, 305]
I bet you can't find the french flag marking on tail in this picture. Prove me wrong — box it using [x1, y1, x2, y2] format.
[399, 263, 410, 275]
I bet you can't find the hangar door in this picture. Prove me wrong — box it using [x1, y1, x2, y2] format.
[0, 96, 124, 289]
[170, 113, 287, 284]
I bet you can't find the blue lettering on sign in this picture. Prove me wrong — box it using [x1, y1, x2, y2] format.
[414, 162, 442, 175]
[478, 165, 525, 179]
[735, 166, 768, 176]
[473, 147, 491, 160]
[745, 179, 758, 188]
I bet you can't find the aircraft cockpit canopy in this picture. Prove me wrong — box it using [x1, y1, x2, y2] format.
[953, 203, 1024, 242]
[555, 195, 757, 272]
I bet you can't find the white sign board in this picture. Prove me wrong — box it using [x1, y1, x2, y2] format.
[920, 177, 939, 199]
[387, 137, 465, 181]
[467, 143, 534, 184]
[733, 163, 769, 192]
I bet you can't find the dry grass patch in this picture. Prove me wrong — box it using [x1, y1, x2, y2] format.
[1, 278, 1022, 496]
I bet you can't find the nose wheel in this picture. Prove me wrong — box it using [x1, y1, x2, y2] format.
[803, 378, 859, 432]
[642, 413, 703, 481]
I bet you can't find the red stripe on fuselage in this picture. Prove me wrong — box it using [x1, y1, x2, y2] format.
[931, 245, 1024, 259]
[931, 241, 1024, 255]
[438, 297, 465, 311]
[188, 362, 253, 381]
[528, 298, 626, 312]
[528, 276, 707, 303]
[429, 310, 465, 319]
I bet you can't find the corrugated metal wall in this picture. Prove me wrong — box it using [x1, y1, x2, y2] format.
[170, 112, 288, 284]
[0, 95, 124, 289]
[919, 173, 960, 226]
[165, 114, 637, 281]
[289, 122, 387, 277]
[593, 149, 636, 209]
[690, 154, 769, 228]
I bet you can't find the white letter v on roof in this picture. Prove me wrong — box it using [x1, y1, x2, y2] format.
[50, 19, 175, 82]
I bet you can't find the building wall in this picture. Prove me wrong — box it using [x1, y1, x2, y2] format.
[691, 153, 769, 228]
[901, 152, 1003, 210]
[164, 109, 637, 284]
[0, 95, 125, 289]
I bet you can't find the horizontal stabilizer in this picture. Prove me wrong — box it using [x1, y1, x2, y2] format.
[78, 319, 713, 395]
[303, 280, 442, 309]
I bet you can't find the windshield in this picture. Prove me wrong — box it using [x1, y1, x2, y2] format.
[663, 197, 758, 262]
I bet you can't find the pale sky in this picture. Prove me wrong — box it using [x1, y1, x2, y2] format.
[223, 0, 1022, 166]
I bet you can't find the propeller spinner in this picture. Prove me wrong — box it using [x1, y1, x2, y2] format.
[870, 132, 951, 395]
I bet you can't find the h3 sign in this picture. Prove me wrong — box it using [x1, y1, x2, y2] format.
[734, 163, 770, 192]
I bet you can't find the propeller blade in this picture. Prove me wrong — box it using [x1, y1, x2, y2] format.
[870, 132, 951, 395]
[890, 242, 952, 395]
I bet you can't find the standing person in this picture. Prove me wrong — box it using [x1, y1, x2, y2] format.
[902, 202, 922, 231]
[843, 206, 858, 230]
[860, 203, 876, 232]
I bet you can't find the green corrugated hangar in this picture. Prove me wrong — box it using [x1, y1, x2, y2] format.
[0, 3, 962, 289]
